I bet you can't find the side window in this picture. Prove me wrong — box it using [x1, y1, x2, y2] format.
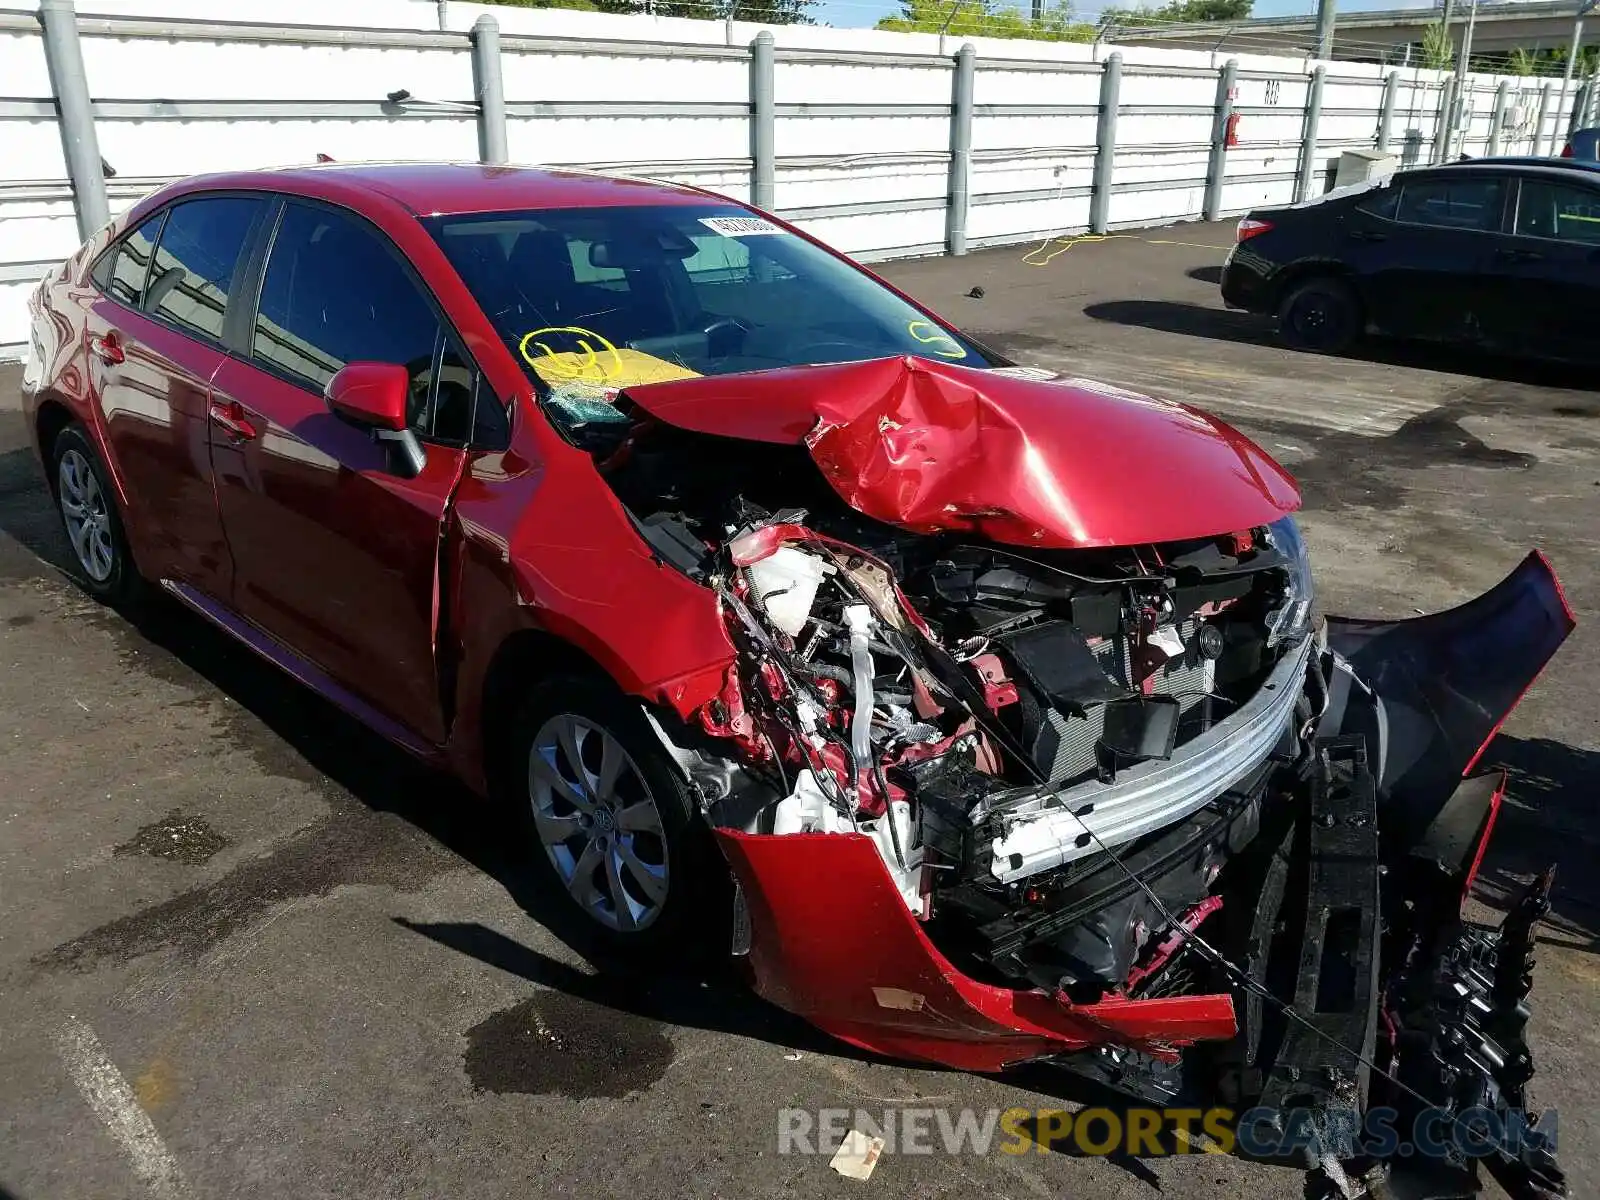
[1395, 179, 1505, 232]
[408, 331, 509, 448]
[90, 243, 117, 292]
[1354, 187, 1400, 221]
[106, 213, 163, 308]
[1514, 179, 1600, 245]
[682, 234, 750, 284]
[567, 238, 628, 290]
[146, 196, 266, 342]
[252, 202, 440, 396]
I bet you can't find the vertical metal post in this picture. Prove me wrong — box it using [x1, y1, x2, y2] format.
[1090, 52, 1121, 235]
[436, 0, 449, 31]
[1433, 76, 1457, 162]
[1570, 78, 1590, 136]
[1204, 58, 1237, 222]
[1487, 80, 1508, 154]
[1295, 66, 1324, 203]
[1448, 0, 1479, 160]
[1314, 0, 1336, 61]
[946, 43, 975, 257]
[1556, 13, 1585, 143]
[40, 0, 107, 239]
[1377, 69, 1398, 152]
[470, 15, 507, 164]
[1533, 80, 1554, 154]
[750, 32, 776, 212]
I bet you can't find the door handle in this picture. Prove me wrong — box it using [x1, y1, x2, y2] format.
[1350, 229, 1387, 242]
[88, 330, 124, 365]
[208, 399, 259, 442]
[1495, 248, 1544, 263]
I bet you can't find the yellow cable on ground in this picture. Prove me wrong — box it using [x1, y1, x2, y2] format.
[1021, 231, 1230, 267]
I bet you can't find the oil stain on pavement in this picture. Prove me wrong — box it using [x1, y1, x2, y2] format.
[115, 809, 232, 865]
[464, 990, 673, 1099]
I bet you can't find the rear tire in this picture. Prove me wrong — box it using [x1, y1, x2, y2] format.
[49, 423, 147, 608]
[506, 673, 731, 964]
[1277, 277, 1362, 354]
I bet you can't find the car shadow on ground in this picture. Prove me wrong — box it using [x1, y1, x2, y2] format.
[1082, 299, 1599, 390]
[1477, 734, 1600, 954]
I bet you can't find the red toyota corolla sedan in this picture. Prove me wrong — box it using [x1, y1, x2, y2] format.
[19, 163, 1573, 1195]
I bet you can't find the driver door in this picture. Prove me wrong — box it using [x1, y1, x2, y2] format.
[211, 199, 498, 747]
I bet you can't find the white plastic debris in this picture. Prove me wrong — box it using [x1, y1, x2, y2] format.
[829, 1129, 885, 1181]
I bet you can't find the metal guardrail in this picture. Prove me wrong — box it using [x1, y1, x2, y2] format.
[0, 0, 1580, 312]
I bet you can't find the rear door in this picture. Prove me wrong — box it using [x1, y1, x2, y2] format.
[1343, 173, 1507, 345]
[210, 198, 501, 746]
[1482, 173, 1600, 363]
[83, 195, 268, 593]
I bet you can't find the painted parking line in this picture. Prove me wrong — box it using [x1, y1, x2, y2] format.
[55, 1016, 191, 1200]
[1026, 349, 1439, 437]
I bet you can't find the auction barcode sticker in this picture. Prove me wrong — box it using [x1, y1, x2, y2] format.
[700, 215, 783, 237]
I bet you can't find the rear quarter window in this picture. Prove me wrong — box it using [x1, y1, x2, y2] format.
[106, 213, 164, 308]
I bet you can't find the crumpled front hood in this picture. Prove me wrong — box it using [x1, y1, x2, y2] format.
[623, 356, 1300, 549]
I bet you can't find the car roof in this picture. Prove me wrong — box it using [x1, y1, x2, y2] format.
[1443, 155, 1600, 173]
[158, 162, 722, 217]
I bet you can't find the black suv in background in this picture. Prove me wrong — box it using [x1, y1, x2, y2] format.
[1220, 162, 1600, 364]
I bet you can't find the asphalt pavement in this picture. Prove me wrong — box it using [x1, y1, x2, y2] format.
[2, 223, 1597, 1199]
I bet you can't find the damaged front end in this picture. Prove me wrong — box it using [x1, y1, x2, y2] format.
[569, 357, 1574, 1197]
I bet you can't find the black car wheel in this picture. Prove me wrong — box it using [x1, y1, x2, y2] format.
[50, 423, 147, 607]
[1277, 277, 1361, 354]
[506, 673, 731, 962]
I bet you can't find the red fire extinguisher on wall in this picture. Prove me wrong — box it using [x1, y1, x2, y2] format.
[1225, 112, 1241, 149]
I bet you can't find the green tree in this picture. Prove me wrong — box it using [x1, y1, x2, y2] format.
[1101, 0, 1251, 28]
[876, 0, 1094, 41]
[1419, 19, 1453, 70]
[482, 0, 817, 21]
[1504, 47, 1538, 76]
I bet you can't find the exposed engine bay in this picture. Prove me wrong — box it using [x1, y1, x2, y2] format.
[544, 357, 1575, 1199]
[579, 401, 1316, 997]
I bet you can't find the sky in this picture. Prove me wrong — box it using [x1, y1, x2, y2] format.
[812, 0, 1441, 31]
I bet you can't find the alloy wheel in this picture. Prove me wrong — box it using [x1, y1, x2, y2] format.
[57, 448, 115, 583]
[529, 714, 670, 932]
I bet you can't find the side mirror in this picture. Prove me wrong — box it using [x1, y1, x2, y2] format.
[325, 361, 425, 477]
[326, 361, 408, 430]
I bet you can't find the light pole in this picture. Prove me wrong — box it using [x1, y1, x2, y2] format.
[1449, 0, 1480, 158]
[1556, 0, 1598, 145]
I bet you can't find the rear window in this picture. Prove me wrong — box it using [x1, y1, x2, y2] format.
[424, 204, 992, 398]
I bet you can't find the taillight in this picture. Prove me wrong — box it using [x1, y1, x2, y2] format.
[1561, 142, 1574, 158]
[1235, 217, 1274, 242]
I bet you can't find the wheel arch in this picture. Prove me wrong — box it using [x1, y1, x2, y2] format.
[33, 396, 77, 489]
[477, 627, 619, 800]
[1271, 261, 1366, 318]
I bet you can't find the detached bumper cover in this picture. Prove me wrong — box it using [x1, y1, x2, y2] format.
[717, 827, 1238, 1073]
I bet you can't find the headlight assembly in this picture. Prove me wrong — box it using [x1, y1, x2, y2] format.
[1264, 515, 1315, 646]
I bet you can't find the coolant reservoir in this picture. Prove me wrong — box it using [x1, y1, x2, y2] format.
[745, 546, 834, 637]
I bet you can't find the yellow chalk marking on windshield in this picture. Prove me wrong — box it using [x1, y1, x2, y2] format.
[907, 320, 966, 359]
[519, 326, 624, 383]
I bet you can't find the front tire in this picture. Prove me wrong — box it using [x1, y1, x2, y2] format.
[50, 423, 146, 607]
[507, 674, 728, 961]
[1277, 277, 1362, 354]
